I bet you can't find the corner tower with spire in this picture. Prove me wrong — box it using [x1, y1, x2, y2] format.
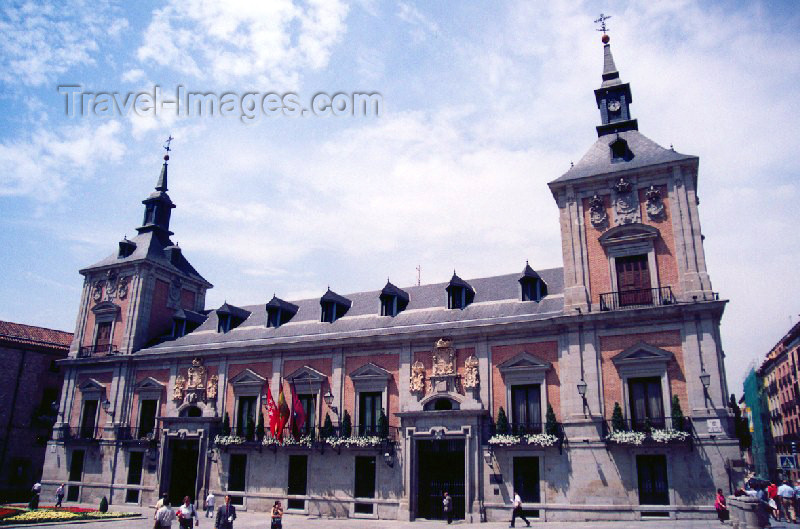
[69, 139, 212, 357]
[594, 33, 638, 137]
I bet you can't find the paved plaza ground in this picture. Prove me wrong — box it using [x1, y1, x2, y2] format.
[9, 503, 800, 529]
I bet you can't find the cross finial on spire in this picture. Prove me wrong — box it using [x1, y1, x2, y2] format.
[163, 135, 174, 153]
[594, 13, 611, 34]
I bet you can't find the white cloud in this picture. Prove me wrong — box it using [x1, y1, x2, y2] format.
[0, 121, 126, 202]
[121, 68, 146, 83]
[136, 0, 349, 88]
[0, 0, 127, 87]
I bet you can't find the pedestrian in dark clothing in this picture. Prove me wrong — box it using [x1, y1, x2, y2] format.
[442, 491, 453, 524]
[215, 495, 236, 529]
[55, 483, 65, 507]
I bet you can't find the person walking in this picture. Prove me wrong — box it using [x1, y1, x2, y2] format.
[768, 481, 779, 520]
[714, 488, 728, 523]
[205, 491, 215, 518]
[155, 500, 176, 528]
[215, 495, 236, 529]
[442, 491, 453, 524]
[155, 493, 168, 521]
[794, 480, 800, 521]
[270, 500, 283, 529]
[177, 496, 199, 528]
[55, 483, 65, 507]
[777, 480, 796, 522]
[28, 481, 41, 510]
[509, 491, 530, 528]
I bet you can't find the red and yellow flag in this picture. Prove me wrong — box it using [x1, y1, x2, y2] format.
[276, 381, 290, 442]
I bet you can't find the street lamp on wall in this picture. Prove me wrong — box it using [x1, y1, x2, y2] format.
[577, 380, 588, 416]
[101, 398, 114, 417]
[323, 389, 341, 425]
[700, 371, 711, 390]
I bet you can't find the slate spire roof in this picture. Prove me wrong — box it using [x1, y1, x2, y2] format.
[601, 42, 621, 87]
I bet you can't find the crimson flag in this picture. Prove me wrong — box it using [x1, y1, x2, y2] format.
[290, 380, 306, 440]
[266, 385, 278, 439]
[276, 381, 290, 443]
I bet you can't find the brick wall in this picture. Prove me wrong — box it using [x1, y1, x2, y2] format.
[490, 341, 560, 421]
[599, 330, 687, 418]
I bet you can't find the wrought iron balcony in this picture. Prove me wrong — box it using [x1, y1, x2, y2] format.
[489, 422, 544, 435]
[77, 344, 119, 358]
[59, 425, 104, 442]
[116, 426, 161, 443]
[599, 286, 676, 311]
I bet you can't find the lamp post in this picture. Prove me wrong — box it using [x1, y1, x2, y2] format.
[577, 380, 588, 417]
[700, 370, 711, 407]
[323, 389, 340, 425]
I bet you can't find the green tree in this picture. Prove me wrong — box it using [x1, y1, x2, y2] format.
[321, 413, 335, 439]
[99, 496, 108, 513]
[496, 407, 510, 435]
[256, 412, 265, 440]
[222, 412, 231, 436]
[611, 402, 626, 431]
[545, 403, 560, 436]
[341, 410, 352, 438]
[377, 408, 389, 439]
[670, 395, 685, 431]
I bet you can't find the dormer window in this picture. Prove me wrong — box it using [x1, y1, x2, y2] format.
[118, 237, 136, 258]
[172, 308, 207, 338]
[320, 289, 352, 323]
[216, 303, 250, 333]
[164, 245, 182, 265]
[379, 281, 409, 317]
[266, 296, 299, 328]
[446, 272, 474, 310]
[519, 262, 548, 302]
[610, 138, 633, 162]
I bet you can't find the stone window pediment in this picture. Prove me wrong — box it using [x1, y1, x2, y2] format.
[78, 378, 106, 395]
[611, 342, 673, 368]
[230, 368, 267, 388]
[287, 365, 326, 394]
[91, 301, 120, 322]
[350, 363, 391, 382]
[134, 377, 165, 391]
[498, 352, 552, 377]
[598, 223, 660, 248]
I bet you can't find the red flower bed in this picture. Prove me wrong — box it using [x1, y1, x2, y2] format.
[0, 509, 16, 520]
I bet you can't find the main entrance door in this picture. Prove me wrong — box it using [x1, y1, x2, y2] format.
[165, 439, 199, 506]
[416, 439, 465, 520]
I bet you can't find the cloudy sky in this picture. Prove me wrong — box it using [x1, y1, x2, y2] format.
[1, 0, 798, 394]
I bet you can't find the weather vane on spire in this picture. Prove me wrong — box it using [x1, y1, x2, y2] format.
[163, 135, 174, 153]
[594, 13, 611, 34]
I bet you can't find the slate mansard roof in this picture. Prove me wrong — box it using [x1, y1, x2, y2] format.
[148, 267, 564, 351]
[80, 231, 211, 286]
[550, 130, 697, 186]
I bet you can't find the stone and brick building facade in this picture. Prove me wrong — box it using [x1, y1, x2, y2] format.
[0, 321, 72, 501]
[752, 320, 800, 481]
[42, 36, 740, 522]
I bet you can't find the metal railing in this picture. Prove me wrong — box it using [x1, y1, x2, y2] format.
[116, 426, 161, 442]
[59, 425, 103, 441]
[489, 422, 544, 435]
[217, 425, 399, 444]
[605, 416, 691, 434]
[77, 344, 119, 358]
[599, 286, 676, 311]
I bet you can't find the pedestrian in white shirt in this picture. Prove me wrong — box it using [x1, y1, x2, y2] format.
[177, 496, 198, 528]
[509, 491, 530, 528]
[156, 501, 176, 528]
[777, 480, 796, 522]
[205, 491, 215, 518]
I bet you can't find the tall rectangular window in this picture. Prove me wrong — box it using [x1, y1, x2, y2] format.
[287, 455, 308, 510]
[80, 399, 98, 438]
[616, 254, 652, 306]
[94, 322, 112, 348]
[67, 450, 84, 501]
[359, 392, 381, 436]
[637, 455, 669, 505]
[354, 456, 376, 514]
[236, 397, 257, 437]
[138, 400, 158, 438]
[125, 452, 144, 503]
[298, 395, 315, 434]
[513, 457, 540, 503]
[628, 377, 664, 430]
[511, 385, 541, 434]
[228, 454, 247, 492]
